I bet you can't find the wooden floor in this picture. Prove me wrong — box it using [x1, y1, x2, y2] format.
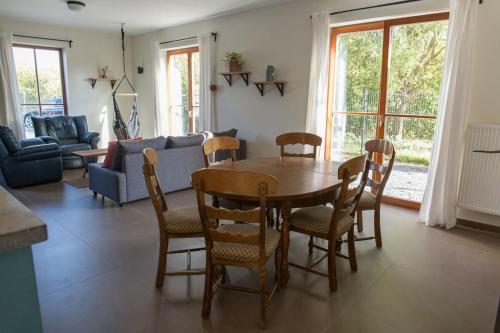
[10, 170, 500, 333]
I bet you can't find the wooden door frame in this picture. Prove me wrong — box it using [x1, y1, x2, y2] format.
[325, 12, 449, 210]
[166, 46, 199, 134]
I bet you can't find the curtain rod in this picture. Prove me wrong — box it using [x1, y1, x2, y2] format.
[160, 32, 217, 45]
[322, 0, 482, 17]
[13, 34, 73, 48]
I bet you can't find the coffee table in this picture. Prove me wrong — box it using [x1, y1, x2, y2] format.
[72, 148, 108, 178]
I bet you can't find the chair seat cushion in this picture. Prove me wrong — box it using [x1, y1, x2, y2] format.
[163, 206, 204, 234]
[358, 191, 377, 210]
[61, 143, 91, 156]
[289, 205, 354, 237]
[211, 224, 280, 263]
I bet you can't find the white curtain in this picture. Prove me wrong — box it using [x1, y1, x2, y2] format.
[304, 12, 330, 158]
[0, 32, 23, 137]
[152, 41, 169, 137]
[418, 0, 479, 229]
[198, 33, 216, 132]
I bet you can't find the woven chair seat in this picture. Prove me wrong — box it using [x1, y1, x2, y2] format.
[163, 206, 205, 234]
[289, 205, 354, 237]
[357, 191, 377, 210]
[211, 224, 280, 263]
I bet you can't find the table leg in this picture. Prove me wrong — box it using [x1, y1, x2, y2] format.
[82, 157, 88, 178]
[280, 201, 291, 287]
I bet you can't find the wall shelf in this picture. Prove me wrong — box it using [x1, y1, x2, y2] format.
[88, 78, 117, 89]
[218, 71, 251, 86]
[253, 81, 287, 96]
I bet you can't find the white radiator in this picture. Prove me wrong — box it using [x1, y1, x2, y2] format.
[458, 124, 500, 216]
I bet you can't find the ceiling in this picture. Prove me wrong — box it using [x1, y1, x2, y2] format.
[0, 0, 294, 35]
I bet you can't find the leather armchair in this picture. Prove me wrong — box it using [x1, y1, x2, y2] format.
[32, 115, 100, 169]
[0, 125, 62, 188]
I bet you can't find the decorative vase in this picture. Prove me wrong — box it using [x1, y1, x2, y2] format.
[266, 65, 275, 81]
[228, 60, 242, 72]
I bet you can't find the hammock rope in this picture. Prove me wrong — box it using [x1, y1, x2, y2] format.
[112, 23, 140, 140]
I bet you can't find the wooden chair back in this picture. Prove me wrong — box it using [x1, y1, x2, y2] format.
[192, 168, 278, 256]
[331, 154, 369, 235]
[202, 136, 240, 167]
[143, 148, 168, 233]
[275, 132, 322, 158]
[364, 139, 396, 201]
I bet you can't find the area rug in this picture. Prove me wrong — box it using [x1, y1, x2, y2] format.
[63, 176, 89, 188]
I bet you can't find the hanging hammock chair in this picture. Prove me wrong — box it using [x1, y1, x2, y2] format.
[112, 24, 140, 140]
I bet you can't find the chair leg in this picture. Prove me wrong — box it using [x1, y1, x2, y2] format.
[374, 207, 382, 248]
[308, 236, 314, 256]
[347, 227, 358, 272]
[275, 208, 281, 231]
[356, 209, 363, 232]
[275, 246, 281, 290]
[155, 237, 168, 288]
[327, 241, 337, 292]
[259, 266, 267, 329]
[202, 262, 214, 319]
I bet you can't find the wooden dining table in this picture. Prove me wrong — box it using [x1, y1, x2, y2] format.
[208, 157, 343, 286]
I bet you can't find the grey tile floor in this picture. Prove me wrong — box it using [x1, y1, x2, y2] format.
[11, 171, 500, 332]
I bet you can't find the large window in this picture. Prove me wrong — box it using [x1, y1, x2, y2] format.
[326, 13, 449, 207]
[167, 46, 200, 136]
[13, 44, 67, 138]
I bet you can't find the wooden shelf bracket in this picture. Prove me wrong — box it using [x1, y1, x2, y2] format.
[253, 81, 287, 97]
[219, 72, 251, 87]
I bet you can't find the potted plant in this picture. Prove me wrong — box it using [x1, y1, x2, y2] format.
[223, 51, 244, 72]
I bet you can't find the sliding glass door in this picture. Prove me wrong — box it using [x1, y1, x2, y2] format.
[167, 46, 200, 135]
[326, 13, 449, 207]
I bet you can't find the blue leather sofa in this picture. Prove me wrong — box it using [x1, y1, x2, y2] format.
[0, 125, 62, 188]
[32, 115, 100, 169]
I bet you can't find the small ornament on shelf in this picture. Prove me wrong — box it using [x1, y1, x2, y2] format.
[223, 51, 244, 72]
[101, 66, 109, 79]
[266, 65, 275, 81]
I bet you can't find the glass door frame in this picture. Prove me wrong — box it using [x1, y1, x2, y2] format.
[166, 46, 199, 134]
[325, 12, 449, 209]
[13, 44, 68, 116]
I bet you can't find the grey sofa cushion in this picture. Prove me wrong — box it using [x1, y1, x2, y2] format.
[111, 136, 167, 171]
[166, 134, 205, 149]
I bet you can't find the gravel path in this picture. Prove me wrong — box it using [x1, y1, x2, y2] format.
[385, 164, 428, 202]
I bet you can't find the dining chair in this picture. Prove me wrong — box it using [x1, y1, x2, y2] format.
[355, 139, 395, 248]
[275, 132, 322, 246]
[286, 154, 368, 292]
[142, 148, 206, 288]
[192, 168, 281, 329]
[275, 132, 322, 158]
[202, 136, 240, 167]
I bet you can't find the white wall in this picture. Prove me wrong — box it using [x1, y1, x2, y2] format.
[131, 0, 448, 157]
[0, 17, 134, 146]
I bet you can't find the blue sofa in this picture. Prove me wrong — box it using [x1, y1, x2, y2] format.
[0, 125, 62, 188]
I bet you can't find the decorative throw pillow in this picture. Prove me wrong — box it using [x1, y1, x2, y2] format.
[213, 128, 238, 138]
[0, 125, 22, 153]
[102, 137, 143, 169]
[165, 134, 205, 149]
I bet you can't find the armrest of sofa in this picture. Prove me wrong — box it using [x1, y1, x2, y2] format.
[10, 143, 61, 162]
[21, 137, 45, 148]
[79, 132, 100, 148]
[237, 139, 246, 160]
[88, 163, 127, 204]
[38, 135, 60, 146]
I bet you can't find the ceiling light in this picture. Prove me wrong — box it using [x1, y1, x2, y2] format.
[67, 1, 86, 11]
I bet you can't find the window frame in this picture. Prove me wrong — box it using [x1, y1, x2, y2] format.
[13, 43, 68, 117]
[325, 12, 450, 209]
[166, 46, 200, 134]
